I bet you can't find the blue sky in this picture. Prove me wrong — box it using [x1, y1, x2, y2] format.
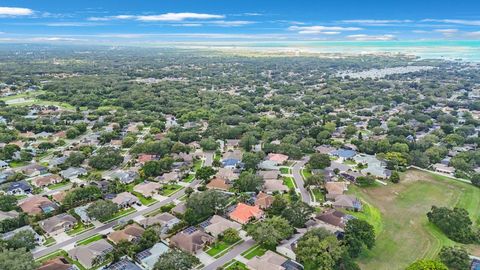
[1, 0, 480, 44]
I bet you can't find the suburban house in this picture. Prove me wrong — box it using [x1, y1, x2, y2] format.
[332, 195, 362, 211]
[266, 153, 289, 165]
[137, 154, 156, 164]
[74, 205, 91, 224]
[246, 250, 303, 270]
[172, 202, 187, 216]
[206, 177, 232, 191]
[201, 215, 242, 237]
[107, 224, 145, 245]
[37, 257, 76, 270]
[156, 171, 180, 183]
[31, 174, 62, 188]
[136, 242, 170, 270]
[2, 225, 44, 245]
[19, 196, 58, 215]
[331, 148, 357, 161]
[263, 180, 289, 194]
[316, 209, 353, 229]
[258, 170, 280, 181]
[7, 180, 32, 195]
[60, 167, 87, 179]
[225, 139, 240, 151]
[19, 164, 48, 177]
[68, 239, 113, 269]
[324, 182, 348, 200]
[170, 227, 214, 254]
[107, 259, 142, 270]
[138, 212, 181, 234]
[340, 171, 363, 182]
[216, 168, 239, 181]
[108, 170, 139, 184]
[433, 163, 455, 175]
[111, 192, 140, 208]
[229, 203, 264, 224]
[0, 210, 19, 221]
[39, 213, 77, 236]
[133, 181, 161, 197]
[258, 160, 279, 171]
[255, 192, 275, 209]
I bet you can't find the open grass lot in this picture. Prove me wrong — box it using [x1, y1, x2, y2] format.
[347, 168, 480, 270]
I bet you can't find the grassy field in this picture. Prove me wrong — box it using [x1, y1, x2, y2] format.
[348, 169, 480, 270]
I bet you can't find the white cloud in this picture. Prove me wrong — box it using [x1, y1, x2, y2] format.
[45, 22, 103, 27]
[422, 19, 480, 26]
[0, 7, 33, 16]
[465, 31, 480, 38]
[434, 29, 458, 33]
[346, 34, 396, 41]
[341, 19, 412, 25]
[412, 30, 428, 33]
[289, 25, 361, 34]
[174, 23, 203, 27]
[137, 13, 224, 21]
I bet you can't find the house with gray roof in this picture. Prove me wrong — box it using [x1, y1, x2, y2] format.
[39, 213, 77, 236]
[68, 239, 113, 269]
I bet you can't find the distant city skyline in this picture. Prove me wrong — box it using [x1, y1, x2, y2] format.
[0, 0, 480, 44]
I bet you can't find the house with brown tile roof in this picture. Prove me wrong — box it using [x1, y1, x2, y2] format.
[324, 181, 348, 200]
[229, 203, 264, 224]
[204, 215, 241, 237]
[263, 180, 289, 194]
[138, 212, 181, 233]
[107, 224, 145, 245]
[52, 191, 67, 203]
[39, 213, 77, 236]
[170, 227, 214, 254]
[266, 153, 289, 165]
[316, 209, 349, 228]
[255, 192, 274, 209]
[216, 168, 239, 181]
[37, 257, 75, 270]
[31, 174, 62, 188]
[133, 181, 161, 197]
[110, 192, 140, 208]
[68, 239, 113, 269]
[246, 250, 288, 270]
[19, 196, 57, 215]
[206, 177, 232, 191]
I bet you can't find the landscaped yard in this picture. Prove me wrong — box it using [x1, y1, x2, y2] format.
[66, 222, 94, 236]
[279, 167, 291, 174]
[301, 168, 312, 179]
[43, 237, 56, 247]
[48, 181, 70, 190]
[206, 241, 230, 257]
[183, 174, 195, 183]
[282, 177, 296, 189]
[132, 191, 157, 206]
[160, 184, 183, 196]
[347, 168, 480, 270]
[310, 188, 324, 202]
[224, 260, 248, 270]
[102, 207, 136, 223]
[241, 244, 267, 259]
[35, 250, 86, 270]
[76, 234, 103, 246]
[193, 159, 203, 171]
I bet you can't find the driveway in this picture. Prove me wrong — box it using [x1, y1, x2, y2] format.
[292, 157, 311, 204]
[202, 238, 255, 270]
[204, 151, 214, 167]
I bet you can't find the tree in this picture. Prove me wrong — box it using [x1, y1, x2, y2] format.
[122, 136, 136, 148]
[239, 134, 258, 151]
[221, 228, 240, 244]
[242, 152, 262, 170]
[295, 228, 345, 270]
[154, 249, 200, 270]
[4, 230, 37, 251]
[390, 170, 400, 184]
[356, 175, 375, 187]
[195, 166, 216, 182]
[234, 171, 264, 192]
[63, 152, 86, 168]
[304, 174, 325, 188]
[199, 137, 218, 151]
[343, 219, 375, 258]
[0, 248, 39, 270]
[281, 201, 314, 228]
[438, 246, 470, 270]
[87, 200, 119, 222]
[308, 153, 331, 169]
[268, 195, 288, 216]
[427, 206, 478, 243]
[247, 216, 294, 249]
[0, 195, 17, 211]
[184, 190, 229, 224]
[88, 147, 123, 170]
[471, 173, 480, 187]
[406, 260, 448, 270]
[344, 125, 357, 138]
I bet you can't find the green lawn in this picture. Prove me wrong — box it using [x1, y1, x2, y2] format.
[76, 234, 103, 246]
[282, 177, 296, 189]
[348, 169, 480, 270]
[14, 194, 27, 200]
[206, 241, 230, 257]
[48, 181, 70, 190]
[35, 250, 86, 270]
[301, 168, 312, 179]
[66, 223, 94, 236]
[343, 159, 356, 165]
[280, 167, 291, 174]
[310, 188, 325, 203]
[224, 260, 248, 270]
[193, 159, 203, 171]
[241, 244, 267, 259]
[131, 191, 157, 206]
[160, 184, 183, 196]
[183, 174, 195, 183]
[43, 237, 56, 247]
[102, 207, 136, 223]
[9, 161, 28, 168]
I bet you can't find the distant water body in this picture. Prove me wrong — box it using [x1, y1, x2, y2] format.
[234, 40, 480, 62]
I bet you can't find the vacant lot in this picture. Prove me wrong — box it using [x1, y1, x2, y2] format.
[348, 169, 480, 270]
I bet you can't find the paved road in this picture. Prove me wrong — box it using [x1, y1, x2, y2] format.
[202, 239, 255, 270]
[292, 157, 311, 204]
[204, 151, 214, 167]
[33, 180, 200, 259]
